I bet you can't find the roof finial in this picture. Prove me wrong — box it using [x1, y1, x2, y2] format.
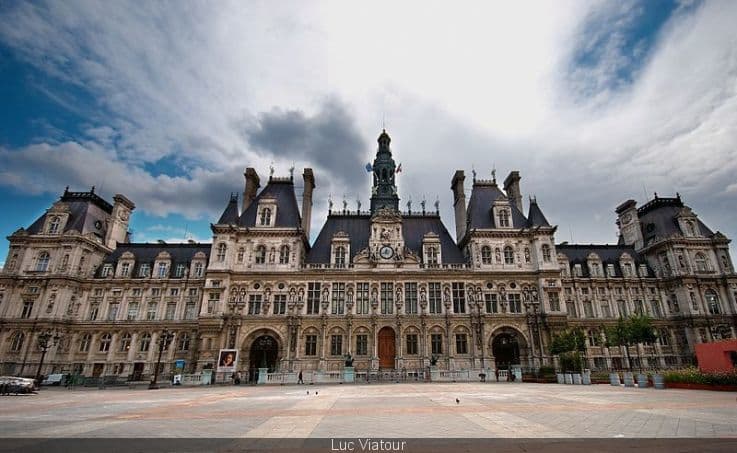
[289, 162, 295, 180]
[654, 191, 658, 199]
[328, 194, 333, 213]
[472, 166, 477, 182]
[356, 199, 362, 212]
[342, 194, 347, 212]
[491, 166, 496, 184]
[421, 197, 426, 214]
[434, 196, 440, 213]
[269, 162, 275, 178]
[90, 185, 95, 194]
[407, 198, 412, 214]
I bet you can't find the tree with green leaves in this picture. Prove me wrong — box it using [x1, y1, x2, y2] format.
[550, 327, 586, 372]
[604, 317, 632, 371]
[604, 315, 657, 371]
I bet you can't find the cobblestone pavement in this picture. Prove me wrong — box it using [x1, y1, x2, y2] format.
[1, 383, 736, 438]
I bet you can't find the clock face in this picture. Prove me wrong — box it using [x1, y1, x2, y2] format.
[379, 245, 394, 259]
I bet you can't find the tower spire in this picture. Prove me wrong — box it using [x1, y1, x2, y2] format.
[370, 129, 400, 214]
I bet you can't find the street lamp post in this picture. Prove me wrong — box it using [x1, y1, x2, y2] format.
[35, 330, 61, 387]
[149, 329, 174, 390]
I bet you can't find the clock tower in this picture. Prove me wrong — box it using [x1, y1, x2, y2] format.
[369, 129, 400, 214]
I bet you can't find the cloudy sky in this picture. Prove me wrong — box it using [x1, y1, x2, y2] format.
[1, 0, 736, 265]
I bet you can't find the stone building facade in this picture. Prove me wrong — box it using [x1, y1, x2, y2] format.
[1, 130, 736, 381]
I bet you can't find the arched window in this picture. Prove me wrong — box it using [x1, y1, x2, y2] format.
[481, 246, 492, 264]
[10, 332, 24, 352]
[503, 246, 514, 264]
[705, 290, 721, 315]
[36, 251, 50, 272]
[498, 210, 510, 227]
[237, 248, 245, 263]
[260, 208, 272, 226]
[48, 216, 60, 234]
[255, 245, 266, 264]
[139, 333, 152, 352]
[216, 243, 227, 263]
[120, 333, 132, 352]
[334, 246, 346, 268]
[79, 334, 91, 352]
[279, 245, 290, 264]
[695, 253, 709, 272]
[542, 244, 551, 262]
[178, 332, 190, 351]
[686, 220, 696, 236]
[99, 333, 112, 352]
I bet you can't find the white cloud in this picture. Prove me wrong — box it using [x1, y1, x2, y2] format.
[0, 0, 736, 256]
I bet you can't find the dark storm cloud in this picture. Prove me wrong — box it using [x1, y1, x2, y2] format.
[243, 99, 368, 191]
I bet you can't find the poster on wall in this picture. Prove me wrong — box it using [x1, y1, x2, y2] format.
[217, 349, 238, 373]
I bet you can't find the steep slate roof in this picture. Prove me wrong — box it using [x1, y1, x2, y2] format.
[526, 199, 551, 227]
[217, 195, 240, 225]
[636, 197, 714, 245]
[26, 190, 113, 239]
[306, 213, 465, 264]
[99, 243, 211, 278]
[238, 178, 302, 228]
[556, 244, 652, 277]
[466, 182, 528, 229]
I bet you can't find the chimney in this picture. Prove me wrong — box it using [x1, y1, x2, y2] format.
[243, 167, 260, 212]
[106, 194, 135, 249]
[451, 170, 467, 242]
[503, 171, 523, 212]
[302, 168, 316, 238]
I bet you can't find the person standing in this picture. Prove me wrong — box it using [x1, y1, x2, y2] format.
[297, 370, 304, 384]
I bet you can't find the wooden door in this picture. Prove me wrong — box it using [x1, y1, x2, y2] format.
[378, 327, 396, 369]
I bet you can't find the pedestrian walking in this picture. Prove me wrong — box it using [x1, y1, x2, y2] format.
[298, 370, 304, 384]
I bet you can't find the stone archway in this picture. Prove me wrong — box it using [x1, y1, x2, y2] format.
[490, 327, 529, 370]
[242, 328, 283, 383]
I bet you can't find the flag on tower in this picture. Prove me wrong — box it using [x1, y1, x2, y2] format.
[365, 163, 372, 172]
[396, 163, 402, 173]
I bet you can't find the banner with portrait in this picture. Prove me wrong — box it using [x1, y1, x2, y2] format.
[217, 349, 238, 373]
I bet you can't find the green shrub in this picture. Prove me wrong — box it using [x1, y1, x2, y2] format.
[662, 368, 737, 386]
[559, 351, 584, 373]
[538, 366, 556, 377]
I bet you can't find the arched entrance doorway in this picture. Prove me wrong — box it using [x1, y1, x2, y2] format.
[378, 327, 396, 369]
[492, 332, 521, 370]
[249, 335, 279, 382]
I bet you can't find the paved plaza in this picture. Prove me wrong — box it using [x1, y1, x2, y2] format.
[1, 382, 736, 439]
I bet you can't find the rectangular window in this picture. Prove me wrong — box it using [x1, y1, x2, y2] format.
[331, 283, 345, 315]
[508, 293, 521, 313]
[273, 294, 286, 315]
[188, 288, 198, 297]
[548, 292, 560, 311]
[207, 292, 219, 314]
[618, 300, 628, 317]
[566, 300, 577, 318]
[583, 301, 594, 318]
[405, 282, 418, 314]
[21, 301, 34, 318]
[131, 288, 142, 297]
[381, 282, 393, 314]
[121, 262, 130, 277]
[356, 334, 368, 356]
[151, 287, 161, 297]
[175, 264, 186, 278]
[634, 300, 644, 315]
[307, 282, 321, 315]
[89, 303, 100, 321]
[107, 302, 119, 321]
[170, 288, 179, 296]
[601, 302, 612, 318]
[455, 334, 468, 354]
[429, 282, 442, 314]
[330, 335, 343, 356]
[139, 263, 150, 278]
[355, 282, 370, 315]
[406, 334, 418, 355]
[101, 264, 113, 277]
[305, 335, 317, 356]
[452, 282, 465, 313]
[127, 302, 139, 320]
[248, 294, 262, 315]
[485, 293, 498, 313]
[158, 263, 168, 278]
[185, 302, 197, 320]
[165, 303, 177, 320]
[431, 333, 443, 355]
[658, 328, 670, 346]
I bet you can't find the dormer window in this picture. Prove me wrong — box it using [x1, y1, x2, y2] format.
[426, 246, 439, 264]
[334, 246, 347, 268]
[607, 264, 616, 277]
[120, 262, 131, 277]
[574, 263, 582, 277]
[194, 262, 204, 277]
[260, 208, 272, 226]
[590, 262, 600, 277]
[139, 263, 150, 277]
[101, 264, 113, 278]
[498, 210, 510, 227]
[694, 252, 709, 272]
[48, 216, 61, 234]
[638, 264, 648, 277]
[157, 262, 168, 278]
[481, 246, 492, 264]
[255, 245, 266, 264]
[175, 264, 186, 277]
